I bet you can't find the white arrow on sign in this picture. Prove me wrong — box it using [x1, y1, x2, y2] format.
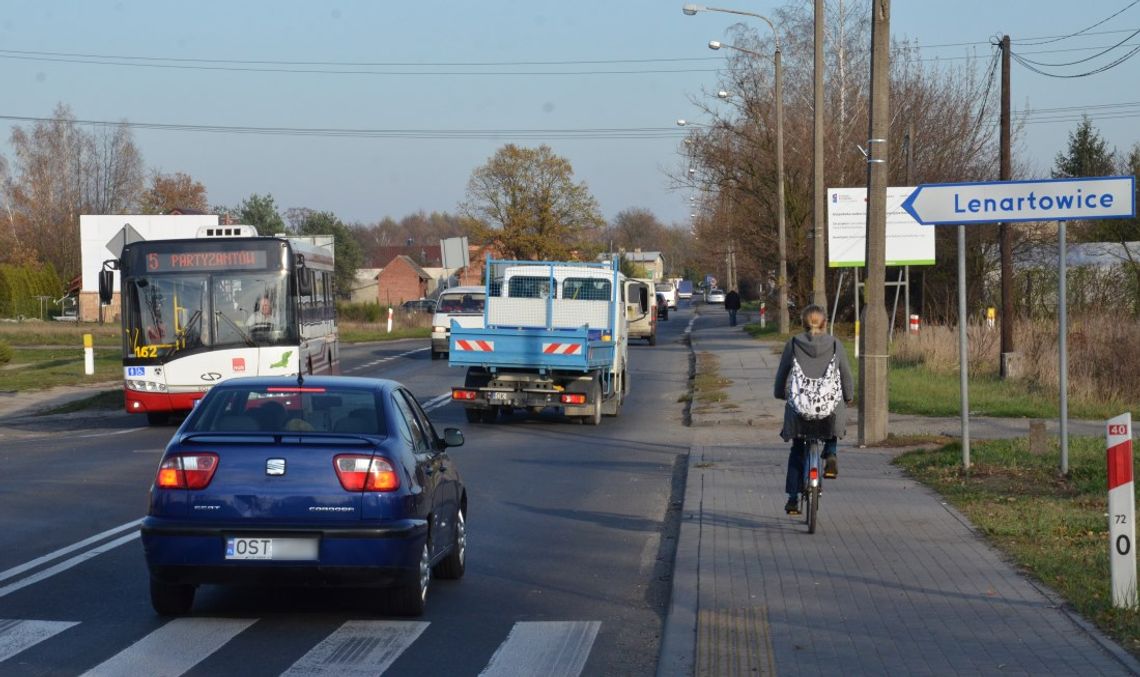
[901, 175, 1135, 225]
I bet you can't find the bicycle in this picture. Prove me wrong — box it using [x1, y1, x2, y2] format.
[796, 418, 832, 534]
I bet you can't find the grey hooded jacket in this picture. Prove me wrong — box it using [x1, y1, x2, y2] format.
[773, 332, 855, 441]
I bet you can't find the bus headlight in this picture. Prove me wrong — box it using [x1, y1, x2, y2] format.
[126, 380, 168, 392]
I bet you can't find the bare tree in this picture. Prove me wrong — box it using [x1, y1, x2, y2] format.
[673, 4, 1008, 319]
[4, 104, 143, 278]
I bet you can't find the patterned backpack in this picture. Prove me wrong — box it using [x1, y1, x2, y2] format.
[786, 345, 843, 420]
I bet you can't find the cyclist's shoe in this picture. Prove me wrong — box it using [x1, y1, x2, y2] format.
[784, 497, 801, 515]
[824, 455, 838, 479]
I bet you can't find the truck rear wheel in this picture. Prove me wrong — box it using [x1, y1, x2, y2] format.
[481, 407, 499, 424]
[586, 379, 602, 426]
[464, 408, 481, 423]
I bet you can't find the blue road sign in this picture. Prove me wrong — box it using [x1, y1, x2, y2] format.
[901, 175, 1135, 225]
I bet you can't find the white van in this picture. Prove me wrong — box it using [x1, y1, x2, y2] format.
[655, 281, 678, 309]
[430, 285, 486, 360]
[625, 279, 657, 345]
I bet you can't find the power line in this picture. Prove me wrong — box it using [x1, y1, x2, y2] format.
[1015, 0, 1140, 46]
[0, 113, 689, 140]
[1012, 28, 1140, 67]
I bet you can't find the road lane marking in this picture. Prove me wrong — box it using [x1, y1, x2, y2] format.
[0, 519, 142, 585]
[80, 617, 256, 677]
[281, 620, 429, 676]
[76, 428, 143, 439]
[0, 532, 138, 599]
[479, 621, 601, 677]
[343, 348, 429, 374]
[422, 393, 451, 412]
[0, 619, 79, 664]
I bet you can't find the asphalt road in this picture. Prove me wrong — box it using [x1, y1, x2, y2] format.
[0, 305, 696, 676]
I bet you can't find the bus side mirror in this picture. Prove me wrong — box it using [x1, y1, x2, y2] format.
[297, 267, 313, 296]
[98, 269, 114, 305]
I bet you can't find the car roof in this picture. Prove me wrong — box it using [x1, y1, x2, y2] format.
[210, 375, 402, 393]
[438, 285, 485, 295]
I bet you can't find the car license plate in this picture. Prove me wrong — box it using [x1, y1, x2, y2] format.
[225, 536, 318, 561]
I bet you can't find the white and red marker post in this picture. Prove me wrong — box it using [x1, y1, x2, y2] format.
[1107, 412, 1136, 609]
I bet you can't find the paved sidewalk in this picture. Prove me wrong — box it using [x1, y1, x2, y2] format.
[658, 307, 1140, 676]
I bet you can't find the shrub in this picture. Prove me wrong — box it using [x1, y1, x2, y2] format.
[0, 338, 12, 365]
[892, 314, 1140, 406]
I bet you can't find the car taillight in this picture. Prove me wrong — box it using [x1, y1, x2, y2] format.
[334, 455, 400, 492]
[156, 453, 219, 490]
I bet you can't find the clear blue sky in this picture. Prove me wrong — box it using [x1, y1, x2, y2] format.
[1, 1, 1136, 227]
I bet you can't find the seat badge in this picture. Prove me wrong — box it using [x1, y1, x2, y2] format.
[266, 458, 286, 476]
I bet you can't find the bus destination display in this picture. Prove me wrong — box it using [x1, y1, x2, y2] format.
[146, 250, 268, 272]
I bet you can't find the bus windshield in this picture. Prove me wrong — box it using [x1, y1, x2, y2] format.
[124, 272, 296, 358]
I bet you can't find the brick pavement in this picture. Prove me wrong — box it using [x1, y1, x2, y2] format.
[658, 307, 1139, 676]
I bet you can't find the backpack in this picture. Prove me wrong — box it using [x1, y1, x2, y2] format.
[786, 345, 843, 420]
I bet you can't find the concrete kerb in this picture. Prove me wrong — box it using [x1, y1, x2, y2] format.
[0, 382, 121, 424]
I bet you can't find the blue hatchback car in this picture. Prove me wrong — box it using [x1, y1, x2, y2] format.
[140, 375, 467, 617]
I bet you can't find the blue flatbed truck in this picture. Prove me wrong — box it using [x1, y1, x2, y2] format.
[448, 258, 629, 425]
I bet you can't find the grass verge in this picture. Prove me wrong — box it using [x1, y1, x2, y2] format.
[896, 437, 1140, 657]
[691, 352, 732, 410]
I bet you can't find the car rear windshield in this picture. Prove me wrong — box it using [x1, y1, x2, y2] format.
[436, 293, 485, 313]
[187, 386, 387, 435]
[655, 283, 673, 292]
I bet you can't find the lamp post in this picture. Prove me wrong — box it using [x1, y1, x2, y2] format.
[684, 4, 788, 334]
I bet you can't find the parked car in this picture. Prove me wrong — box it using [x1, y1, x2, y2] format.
[656, 293, 669, 320]
[430, 286, 486, 360]
[400, 298, 437, 313]
[140, 375, 468, 617]
[706, 288, 726, 304]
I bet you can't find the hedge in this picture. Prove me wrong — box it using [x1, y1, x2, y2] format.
[0, 263, 64, 319]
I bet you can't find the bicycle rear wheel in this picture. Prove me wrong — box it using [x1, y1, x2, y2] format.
[807, 484, 819, 533]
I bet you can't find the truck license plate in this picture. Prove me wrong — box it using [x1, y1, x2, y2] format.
[489, 391, 512, 401]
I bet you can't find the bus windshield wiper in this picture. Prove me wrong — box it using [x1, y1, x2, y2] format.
[216, 311, 257, 347]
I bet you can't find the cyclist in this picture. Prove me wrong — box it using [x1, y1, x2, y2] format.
[773, 304, 854, 515]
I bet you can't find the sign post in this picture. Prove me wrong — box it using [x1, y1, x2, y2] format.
[903, 176, 1136, 471]
[1107, 413, 1136, 609]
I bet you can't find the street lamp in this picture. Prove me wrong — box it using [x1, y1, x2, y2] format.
[687, 4, 788, 334]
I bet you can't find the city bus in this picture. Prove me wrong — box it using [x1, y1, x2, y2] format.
[99, 226, 338, 424]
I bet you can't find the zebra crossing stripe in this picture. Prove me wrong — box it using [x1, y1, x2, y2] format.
[281, 620, 429, 676]
[80, 617, 256, 677]
[479, 621, 601, 677]
[0, 618, 78, 664]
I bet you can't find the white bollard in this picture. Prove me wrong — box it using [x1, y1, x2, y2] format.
[386, 307, 394, 334]
[909, 314, 920, 335]
[83, 333, 94, 375]
[759, 302, 767, 329]
[1107, 412, 1137, 609]
[986, 307, 996, 330]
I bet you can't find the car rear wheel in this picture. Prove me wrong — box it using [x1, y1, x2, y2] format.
[390, 542, 430, 617]
[433, 508, 466, 580]
[149, 578, 195, 616]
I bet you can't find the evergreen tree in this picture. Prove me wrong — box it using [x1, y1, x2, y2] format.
[1052, 115, 1115, 179]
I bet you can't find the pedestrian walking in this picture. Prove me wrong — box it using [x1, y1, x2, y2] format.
[724, 288, 741, 326]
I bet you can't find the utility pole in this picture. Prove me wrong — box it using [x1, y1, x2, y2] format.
[999, 34, 1017, 379]
[859, 0, 890, 445]
[775, 42, 790, 335]
[812, 0, 826, 309]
